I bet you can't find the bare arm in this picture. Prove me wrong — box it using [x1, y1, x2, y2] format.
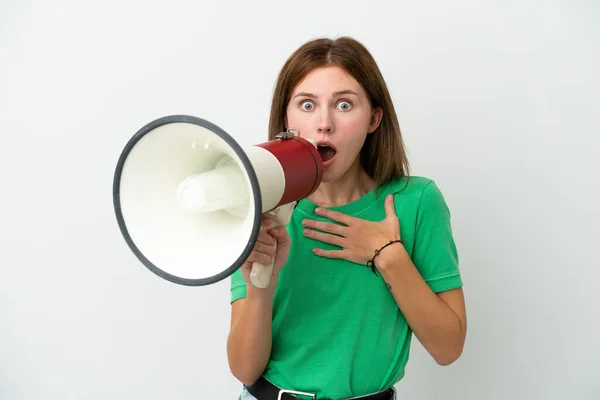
[226, 221, 291, 385]
[377, 244, 467, 366]
[227, 286, 276, 385]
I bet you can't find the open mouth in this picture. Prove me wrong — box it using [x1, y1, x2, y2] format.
[317, 144, 337, 162]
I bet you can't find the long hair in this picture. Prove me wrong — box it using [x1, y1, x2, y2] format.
[268, 36, 410, 188]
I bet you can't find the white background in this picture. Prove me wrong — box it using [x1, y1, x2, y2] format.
[1, 1, 599, 399]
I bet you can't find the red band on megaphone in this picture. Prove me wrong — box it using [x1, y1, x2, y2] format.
[257, 137, 324, 207]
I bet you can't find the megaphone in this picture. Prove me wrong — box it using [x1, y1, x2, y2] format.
[113, 115, 324, 288]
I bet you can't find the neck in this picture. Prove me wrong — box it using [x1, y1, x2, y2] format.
[307, 159, 375, 207]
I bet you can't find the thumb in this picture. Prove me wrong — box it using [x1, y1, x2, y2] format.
[384, 194, 397, 219]
[268, 226, 290, 247]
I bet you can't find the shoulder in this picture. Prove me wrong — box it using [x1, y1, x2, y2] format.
[379, 175, 452, 222]
[382, 175, 445, 202]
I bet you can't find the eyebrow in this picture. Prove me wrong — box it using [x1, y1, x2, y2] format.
[293, 90, 358, 99]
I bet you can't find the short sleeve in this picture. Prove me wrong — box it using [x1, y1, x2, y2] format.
[411, 180, 462, 293]
[230, 268, 247, 304]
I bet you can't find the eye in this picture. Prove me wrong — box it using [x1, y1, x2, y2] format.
[300, 100, 314, 111]
[337, 100, 352, 111]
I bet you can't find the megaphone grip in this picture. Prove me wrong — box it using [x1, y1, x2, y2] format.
[249, 223, 280, 289]
[248, 202, 296, 289]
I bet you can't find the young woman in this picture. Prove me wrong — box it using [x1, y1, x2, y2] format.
[227, 36, 467, 400]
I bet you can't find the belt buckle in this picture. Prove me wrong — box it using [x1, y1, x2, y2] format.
[277, 388, 317, 400]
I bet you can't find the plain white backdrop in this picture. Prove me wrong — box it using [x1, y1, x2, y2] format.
[1, 1, 599, 399]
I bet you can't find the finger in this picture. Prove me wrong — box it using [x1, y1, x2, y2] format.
[312, 248, 345, 259]
[245, 250, 273, 266]
[304, 229, 345, 247]
[302, 219, 345, 236]
[262, 215, 280, 228]
[257, 230, 277, 246]
[268, 226, 291, 247]
[314, 207, 353, 226]
[253, 241, 276, 256]
[384, 194, 398, 220]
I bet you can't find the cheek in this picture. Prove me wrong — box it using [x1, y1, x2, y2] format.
[285, 110, 315, 132]
[335, 114, 371, 139]
[335, 116, 370, 153]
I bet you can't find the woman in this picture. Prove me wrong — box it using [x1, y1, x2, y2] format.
[227, 36, 467, 400]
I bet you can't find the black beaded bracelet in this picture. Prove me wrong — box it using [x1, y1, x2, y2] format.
[366, 239, 405, 276]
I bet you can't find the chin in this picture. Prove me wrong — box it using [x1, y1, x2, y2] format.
[320, 166, 346, 183]
[319, 155, 359, 183]
[320, 175, 338, 184]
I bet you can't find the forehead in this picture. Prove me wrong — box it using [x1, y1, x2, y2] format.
[292, 66, 363, 95]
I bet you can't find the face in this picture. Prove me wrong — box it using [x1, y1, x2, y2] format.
[285, 66, 382, 182]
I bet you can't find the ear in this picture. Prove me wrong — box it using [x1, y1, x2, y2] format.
[368, 107, 383, 133]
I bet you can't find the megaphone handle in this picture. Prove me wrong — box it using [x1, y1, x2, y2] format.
[249, 202, 296, 289]
[249, 222, 281, 289]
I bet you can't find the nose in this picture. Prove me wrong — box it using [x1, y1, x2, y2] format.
[317, 109, 334, 134]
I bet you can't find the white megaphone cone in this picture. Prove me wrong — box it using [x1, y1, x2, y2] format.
[113, 115, 324, 288]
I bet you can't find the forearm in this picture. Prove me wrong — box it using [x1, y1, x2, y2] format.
[227, 289, 275, 384]
[377, 245, 465, 365]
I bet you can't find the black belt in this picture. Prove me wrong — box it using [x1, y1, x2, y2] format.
[246, 377, 395, 400]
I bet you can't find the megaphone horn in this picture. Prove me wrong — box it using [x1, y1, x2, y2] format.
[113, 115, 324, 288]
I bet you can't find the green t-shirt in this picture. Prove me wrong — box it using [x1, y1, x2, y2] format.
[230, 176, 462, 398]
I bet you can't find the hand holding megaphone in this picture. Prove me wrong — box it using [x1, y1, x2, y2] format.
[239, 213, 292, 290]
[113, 115, 324, 288]
[246, 203, 294, 288]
